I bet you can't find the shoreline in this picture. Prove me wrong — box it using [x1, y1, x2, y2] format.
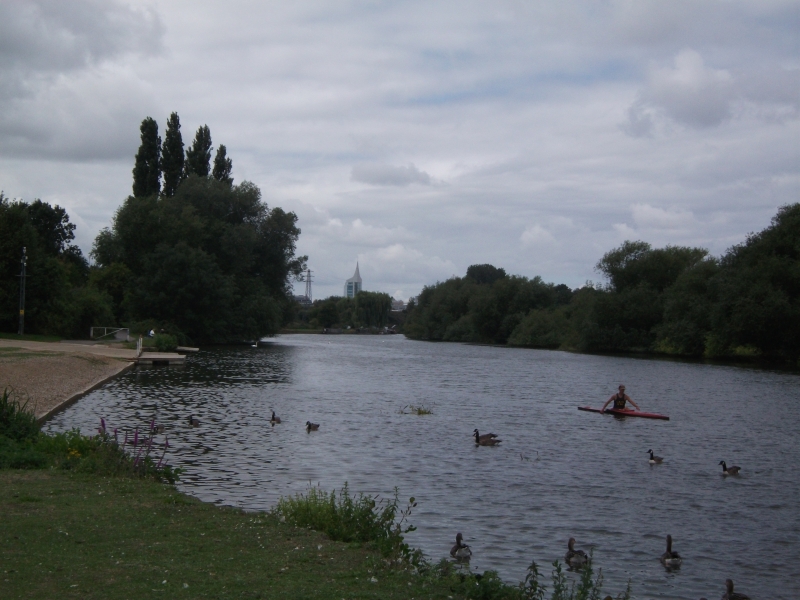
[0, 339, 137, 421]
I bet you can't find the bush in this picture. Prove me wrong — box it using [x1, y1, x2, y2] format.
[153, 333, 178, 351]
[275, 483, 420, 564]
[0, 389, 39, 443]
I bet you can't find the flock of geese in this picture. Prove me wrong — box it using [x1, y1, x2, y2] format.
[463, 434, 747, 599]
[450, 533, 749, 599]
[182, 412, 749, 599]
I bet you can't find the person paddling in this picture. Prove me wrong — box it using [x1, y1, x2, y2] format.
[600, 385, 640, 412]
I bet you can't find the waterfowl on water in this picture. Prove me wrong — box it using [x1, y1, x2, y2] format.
[306, 421, 320, 431]
[155, 424, 165, 434]
[187, 415, 200, 427]
[270, 411, 281, 424]
[660, 534, 682, 568]
[648, 449, 664, 464]
[475, 434, 502, 446]
[721, 578, 750, 600]
[473, 429, 498, 443]
[565, 537, 588, 568]
[719, 461, 741, 475]
[449, 532, 472, 560]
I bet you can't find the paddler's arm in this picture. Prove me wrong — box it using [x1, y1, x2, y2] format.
[600, 395, 615, 412]
[626, 395, 640, 410]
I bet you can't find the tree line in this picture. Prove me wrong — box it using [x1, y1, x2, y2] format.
[1, 114, 306, 343]
[295, 291, 394, 329]
[405, 203, 800, 365]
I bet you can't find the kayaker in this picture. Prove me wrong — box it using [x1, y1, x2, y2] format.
[601, 385, 640, 412]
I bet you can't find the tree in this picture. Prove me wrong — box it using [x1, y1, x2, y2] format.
[466, 264, 506, 285]
[131, 117, 161, 198]
[212, 144, 233, 185]
[161, 112, 185, 197]
[93, 176, 306, 343]
[185, 125, 213, 178]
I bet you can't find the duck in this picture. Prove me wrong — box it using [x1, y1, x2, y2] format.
[155, 424, 165, 434]
[187, 415, 200, 427]
[449, 532, 472, 560]
[270, 411, 281, 424]
[660, 534, 682, 568]
[306, 421, 320, 432]
[565, 537, 588, 568]
[721, 578, 750, 600]
[719, 461, 741, 475]
[473, 429, 498, 443]
[648, 449, 664, 464]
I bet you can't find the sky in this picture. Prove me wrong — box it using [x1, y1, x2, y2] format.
[1, 1, 798, 301]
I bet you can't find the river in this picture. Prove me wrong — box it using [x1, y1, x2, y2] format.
[46, 334, 800, 599]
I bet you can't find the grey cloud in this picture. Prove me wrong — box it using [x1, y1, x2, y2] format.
[351, 163, 432, 186]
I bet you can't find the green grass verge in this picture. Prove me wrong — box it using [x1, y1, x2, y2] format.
[0, 332, 63, 343]
[0, 470, 459, 599]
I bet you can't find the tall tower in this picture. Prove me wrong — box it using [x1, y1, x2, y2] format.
[344, 263, 362, 298]
[304, 268, 313, 302]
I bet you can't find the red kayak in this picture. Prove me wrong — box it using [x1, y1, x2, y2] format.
[578, 406, 669, 421]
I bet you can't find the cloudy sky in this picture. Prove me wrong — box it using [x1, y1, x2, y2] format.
[1, 1, 798, 300]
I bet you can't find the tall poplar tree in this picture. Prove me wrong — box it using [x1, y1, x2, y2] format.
[131, 117, 160, 197]
[185, 125, 213, 178]
[161, 112, 185, 197]
[212, 144, 233, 185]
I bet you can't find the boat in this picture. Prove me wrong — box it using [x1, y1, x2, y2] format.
[577, 406, 669, 420]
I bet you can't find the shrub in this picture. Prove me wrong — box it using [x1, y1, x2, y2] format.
[275, 482, 420, 564]
[0, 389, 39, 443]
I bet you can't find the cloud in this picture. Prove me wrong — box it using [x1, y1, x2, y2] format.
[520, 224, 556, 248]
[624, 49, 734, 133]
[631, 203, 696, 230]
[358, 244, 456, 283]
[351, 163, 432, 186]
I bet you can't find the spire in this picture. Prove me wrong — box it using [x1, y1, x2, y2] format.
[352, 262, 361, 283]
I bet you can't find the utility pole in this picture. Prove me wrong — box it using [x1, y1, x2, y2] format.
[17, 247, 27, 335]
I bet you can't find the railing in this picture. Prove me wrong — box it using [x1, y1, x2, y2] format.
[89, 327, 130, 342]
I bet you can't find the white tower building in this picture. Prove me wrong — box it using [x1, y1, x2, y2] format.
[344, 263, 362, 298]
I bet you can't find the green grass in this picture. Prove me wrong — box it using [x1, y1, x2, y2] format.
[0, 470, 460, 599]
[0, 332, 63, 343]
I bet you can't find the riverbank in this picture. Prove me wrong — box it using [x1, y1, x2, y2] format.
[0, 470, 458, 599]
[0, 339, 135, 421]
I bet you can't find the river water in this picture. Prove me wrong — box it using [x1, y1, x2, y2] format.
[46, 334, 799, 599]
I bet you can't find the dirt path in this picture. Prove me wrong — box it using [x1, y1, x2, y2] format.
[0, 339, 135, 420]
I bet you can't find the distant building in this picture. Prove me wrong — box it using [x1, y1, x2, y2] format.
[294, 294, 312, 306]
[344, 263, 362, 298]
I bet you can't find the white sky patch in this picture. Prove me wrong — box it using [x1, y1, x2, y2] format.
[520, 224, 557, 248]
[351, 163, 432, 186]
[631, 203, 696, 230]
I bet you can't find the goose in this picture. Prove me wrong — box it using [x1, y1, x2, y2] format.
[475, 435, 502, 446]
[719, 461, 741, 475]
[721, 578, 750, 600]
[449, 533, 472, 560]
[648, 449, 664, 464]
[660, 534, 682, 568]
[270, 411, 281, 424]
[187, 415, 200, 427]
[306, 421, 320, 432]
[565, 537, 588, 568]
[473, 429, 498, 443]
[155, 424, 165, 434]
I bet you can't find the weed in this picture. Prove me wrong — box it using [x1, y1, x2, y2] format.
[275, 482, 422, 564]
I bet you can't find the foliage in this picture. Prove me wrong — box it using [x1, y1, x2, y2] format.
[275, 482, 421, 564]
[185, 124, 213, 178]
[161, 112, 185, 197]
[0, 403, 180, 483]
[355, 291, 393, 327]
[467, 263, 507, 285]
[153, 333, 178, 352]
[213, 143, 233, 185]
[131, 116, 161, 198]
[0, 193, 109, 338]
[92, 175, 305, 343]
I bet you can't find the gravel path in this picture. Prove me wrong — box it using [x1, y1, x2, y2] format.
[0, 339, 135, 420]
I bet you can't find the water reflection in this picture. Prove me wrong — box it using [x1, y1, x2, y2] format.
[46, 335, 800, 599]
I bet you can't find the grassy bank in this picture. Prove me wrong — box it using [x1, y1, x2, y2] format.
[0, 471, 463, 599]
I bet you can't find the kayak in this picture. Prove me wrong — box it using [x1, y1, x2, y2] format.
[578, 406, 669, 421]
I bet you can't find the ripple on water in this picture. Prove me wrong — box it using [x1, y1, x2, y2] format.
[45, 335, 800, 599]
